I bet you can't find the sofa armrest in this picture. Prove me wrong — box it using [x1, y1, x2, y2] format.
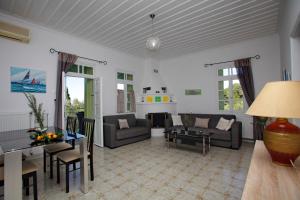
[164, 118, 173, 130]
[103, 123, 117, 148]
[231, 121, 242, 149]
[136, 118, 151, 134]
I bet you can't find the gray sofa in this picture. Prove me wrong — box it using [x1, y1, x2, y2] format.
[165, 113, 242, 149]
[103, 114, 151, 148]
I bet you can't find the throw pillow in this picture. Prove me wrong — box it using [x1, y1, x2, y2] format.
[216, 117, 230, 130]
[118, 119, 129, 129]
[194, 118, 210, 128]
[225, 119, 235, 131]
[172, 115, 183, 126]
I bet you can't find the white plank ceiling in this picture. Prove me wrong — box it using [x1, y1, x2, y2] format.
[0, 0, 280, 58]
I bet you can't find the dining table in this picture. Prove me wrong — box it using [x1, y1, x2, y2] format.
[0, 127, 88, 200]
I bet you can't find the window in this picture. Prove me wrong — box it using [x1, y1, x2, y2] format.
[117, 71, 135, 113]
[67, 64, 93, 76]
[218, 67, 244, 111]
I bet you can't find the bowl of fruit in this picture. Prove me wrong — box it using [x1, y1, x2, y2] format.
[30, 131, 64, 145]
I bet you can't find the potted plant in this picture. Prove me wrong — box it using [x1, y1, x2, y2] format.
[24, 93, 46, 132]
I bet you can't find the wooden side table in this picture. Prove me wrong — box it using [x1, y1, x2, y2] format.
[242, 140, 300, 200]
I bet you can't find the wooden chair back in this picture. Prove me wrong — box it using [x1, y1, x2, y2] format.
[82, 118, 95, 155]
[66, 116, 77, 133]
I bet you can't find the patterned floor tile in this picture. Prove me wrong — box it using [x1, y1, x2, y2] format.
[20, 137, 253, 200]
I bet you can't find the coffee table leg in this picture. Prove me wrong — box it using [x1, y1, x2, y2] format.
[209, 136, 211, 151]
[167, 133, 170, 148]
[202, 136, 205, 155]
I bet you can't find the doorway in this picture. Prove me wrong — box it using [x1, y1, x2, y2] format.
[63, 63, 103, 147]
[65, 76, 94, 119]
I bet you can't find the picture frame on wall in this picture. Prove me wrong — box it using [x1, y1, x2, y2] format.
[10, 66, 46, 93]
[185, 89, 202, 95]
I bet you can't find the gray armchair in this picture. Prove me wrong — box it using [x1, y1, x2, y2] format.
[103, 114, 151, 148]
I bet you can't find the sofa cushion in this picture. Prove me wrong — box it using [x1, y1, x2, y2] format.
[194, 118, 210, 128]
[210, 129, 231, 141]
[172, 115, 183, 126]
[226, 119, 235, 131]
[216, 117, 230, 130]
[188, 127, 231, 141]
[103, 114, 136, 129]
[118, 119, 129, 129]
[181, 114, 195, 127]
[178, 113, 236, 129]
[116, 127, 148, 140]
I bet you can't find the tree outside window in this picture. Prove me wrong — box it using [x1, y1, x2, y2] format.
[117, 71, 134, 113]
[218, 67, 244, 111]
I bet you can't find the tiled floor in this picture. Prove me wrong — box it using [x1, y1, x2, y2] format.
[21, 137, 253, 200]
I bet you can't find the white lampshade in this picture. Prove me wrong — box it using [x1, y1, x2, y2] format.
[246, 81, 300, 118]
[146, 36, 160, 50]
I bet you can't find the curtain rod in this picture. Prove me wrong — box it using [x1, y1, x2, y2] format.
[204, 55, 260, 68]
[49, 48, 107, 65]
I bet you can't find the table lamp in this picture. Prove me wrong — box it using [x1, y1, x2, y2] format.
[246, 81, 300, 167]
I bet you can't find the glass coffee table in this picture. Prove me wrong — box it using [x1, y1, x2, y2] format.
[165, 127, 214, 155]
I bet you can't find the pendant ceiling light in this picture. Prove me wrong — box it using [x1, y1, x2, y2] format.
[146, 14, 160, 51]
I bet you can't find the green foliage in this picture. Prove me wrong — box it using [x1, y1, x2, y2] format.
[232, 83, 243, 110]
[24, 93, 45, 129]
[219, 83, 244, 111]
[65, 88, 84, 117]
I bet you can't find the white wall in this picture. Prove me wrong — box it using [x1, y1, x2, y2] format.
[279, 0, 300, 126]
[279, 0, 300, 74]
[291, 37, 300, 80]
[159, 34, 281, 139]
[0, 13, 144, 126]
[141, 57, 166, 94]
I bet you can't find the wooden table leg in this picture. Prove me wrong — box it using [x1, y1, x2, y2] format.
[4, 150, 22, 200]
[80, 138, 88, 194]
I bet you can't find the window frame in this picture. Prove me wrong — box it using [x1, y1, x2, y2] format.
[66, 61, 95, 79]
[116, 70, 135, 113]
[217, 66, 245, 113]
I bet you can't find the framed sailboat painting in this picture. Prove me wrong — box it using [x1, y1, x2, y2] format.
[10, 66, 46, 93]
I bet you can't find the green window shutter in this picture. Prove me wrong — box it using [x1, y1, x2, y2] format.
[127, 84, 133, 92]
[84, 79, 94, 118]
[68, 64, 78, 73]
[218, 69, 223, 76]
[84, 66, 93, 75]
[117, 72, 125, 80]
[126, 73, 133, 81]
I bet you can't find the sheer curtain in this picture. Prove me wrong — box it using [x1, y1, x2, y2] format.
[117, 90, 125, 113]
[129, 90, 136, 112]
[54, 52, 78, 128]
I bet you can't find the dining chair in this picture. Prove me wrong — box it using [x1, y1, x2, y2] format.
[43, 116, 77, 179]
[56, 118, 95, 193]
[0, 160, 38, 200]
